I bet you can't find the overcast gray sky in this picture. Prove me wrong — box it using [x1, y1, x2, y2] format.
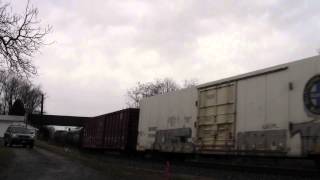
[7, 0, 320, 116]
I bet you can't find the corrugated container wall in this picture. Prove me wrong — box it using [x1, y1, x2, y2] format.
[136, 55, 320, 157]
[137, 87, 198, 153]
[196, 55, 320, 156]
[82, 117, 105, 148]
[82, 108, 140, 151]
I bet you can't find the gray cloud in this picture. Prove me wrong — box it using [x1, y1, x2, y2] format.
[7, 0, 320, 116]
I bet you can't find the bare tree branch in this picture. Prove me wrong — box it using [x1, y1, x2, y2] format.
[126, 78, 199, 108]
[126, 78, 181, 108]
[0, 0, 51, 77]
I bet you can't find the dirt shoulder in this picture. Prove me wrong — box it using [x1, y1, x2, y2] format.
[0, 139, 14, 179]
[0, 148, 13, 170]
[3, 145, 110, 180]
[35, 140, 208, 180]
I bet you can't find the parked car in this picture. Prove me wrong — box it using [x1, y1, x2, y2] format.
[3, 125, 35, 148]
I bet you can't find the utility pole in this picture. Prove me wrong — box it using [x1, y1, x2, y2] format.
[41, 94, 44, 115]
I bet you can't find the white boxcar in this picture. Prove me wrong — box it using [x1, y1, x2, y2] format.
[137, 87, 198, 153]
[138, 55, 320, 157]
[198, 55, 320, 157]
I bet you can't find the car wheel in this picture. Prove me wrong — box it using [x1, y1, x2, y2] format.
[8, 140, 14, 147]
[29, 143, 34, 149]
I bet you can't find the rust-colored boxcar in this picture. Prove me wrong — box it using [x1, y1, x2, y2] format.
[82, 108, 139, 151]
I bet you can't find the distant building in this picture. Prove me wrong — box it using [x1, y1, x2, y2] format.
[0, 115, 25, 137]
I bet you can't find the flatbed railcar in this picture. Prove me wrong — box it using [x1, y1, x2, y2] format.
[137, 55, 320, 161]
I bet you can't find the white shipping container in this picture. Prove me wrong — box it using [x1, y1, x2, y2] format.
[137, 87, 198, 153]
[198, 55, 320, 156]
[138, 55, 320, 157]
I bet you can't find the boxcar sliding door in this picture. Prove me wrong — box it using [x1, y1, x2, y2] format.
[197, 82, 236, 152]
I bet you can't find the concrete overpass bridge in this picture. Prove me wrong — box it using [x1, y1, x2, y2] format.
[28, 114, 88, 128]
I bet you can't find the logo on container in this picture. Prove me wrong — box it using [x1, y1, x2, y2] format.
[304, 75, 320, 115]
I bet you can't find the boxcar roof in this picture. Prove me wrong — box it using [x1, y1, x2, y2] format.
[197, 55, 320, 89]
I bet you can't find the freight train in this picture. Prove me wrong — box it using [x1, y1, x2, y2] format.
[52, 56, 320, 162]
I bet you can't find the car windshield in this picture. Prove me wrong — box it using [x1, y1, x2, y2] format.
[10, 127, 31, 134]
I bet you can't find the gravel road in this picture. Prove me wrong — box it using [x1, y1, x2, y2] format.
[1, 147, 109, 180]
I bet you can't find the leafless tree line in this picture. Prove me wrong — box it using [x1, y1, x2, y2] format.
[0, 1, 48, 115]
[127, 78, 197, 108]
[0, 71, 44, 115]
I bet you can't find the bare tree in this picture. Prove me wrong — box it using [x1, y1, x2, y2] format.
[127, 78, 199, 108]
[127, 78, 191, 108]
[153, 78, 180, 94]
[9, 98, 25, 115]
[126, 82, 144, 108]
[0, 0, 50, 76]
[0, 72, 44, 114]
[19, 82, 43, 114]
[183, 78, 198, 88]
[3, 75, 20, 113]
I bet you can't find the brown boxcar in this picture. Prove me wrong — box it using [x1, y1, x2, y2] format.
[82, 108, 139, 151]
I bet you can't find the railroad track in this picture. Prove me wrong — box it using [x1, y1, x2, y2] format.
[98, 151, 320, 178]
[37, 142, 320, 179]
[181, 160, 319, 177]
